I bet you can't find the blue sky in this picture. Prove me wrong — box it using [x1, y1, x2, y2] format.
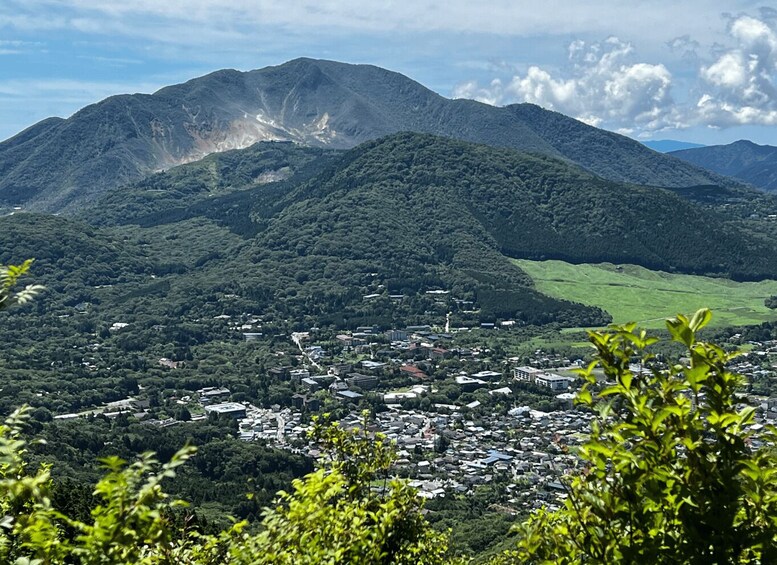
[2, 0, 777, 145]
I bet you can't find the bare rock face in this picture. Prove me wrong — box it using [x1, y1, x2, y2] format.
[0, 58, 724, 213]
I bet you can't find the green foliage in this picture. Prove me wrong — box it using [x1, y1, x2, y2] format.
[497, 309, 777, 564]
[28, 417, 312, 525]
[0, 409, 459, 564]
[0, 260, 43, 312]
[69, 449, 195, 564]
[85, 142, 340, 228]
[233, 413, 460, 564]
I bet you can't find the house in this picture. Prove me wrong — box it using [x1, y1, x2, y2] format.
[158, 358, 182, 369]
[268, 367, 291, 380]
[429, 347, 451, 360]
[472, 370, 502, 381]
[360, 360, 387, 372]
[556, 392, 576, 409]
[242, 332, 263, 341]
[302, 375, 336, 391]
[301, 377, 322, 391]
[336, 390, 364, 402]
[400, 365, 429, 381]
[329, 380, 350, 394]
[455, 375, 487, 392]
[481, 450, 513, 465]
[336, 334, 354, 347]
[197, 387, 231, 405]
[330, 363, 353, 376]
[385, 329, 408, 341]
[289, 368, 310, 383]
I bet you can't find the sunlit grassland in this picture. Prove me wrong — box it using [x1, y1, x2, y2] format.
[515, 259, 777, 328]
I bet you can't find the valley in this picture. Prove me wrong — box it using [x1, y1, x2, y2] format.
[4, 56, 777, 562]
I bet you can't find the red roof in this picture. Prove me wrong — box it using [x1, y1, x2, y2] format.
[400, 365, 428, 380]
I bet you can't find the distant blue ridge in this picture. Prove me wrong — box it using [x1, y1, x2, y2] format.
[642, 140, 706, 153]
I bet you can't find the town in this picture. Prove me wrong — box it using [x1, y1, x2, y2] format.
[56, 318, 777, 513]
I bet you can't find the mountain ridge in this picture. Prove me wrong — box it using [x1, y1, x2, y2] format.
[0, 58, 732, 213]
[670, 140, 777, 191]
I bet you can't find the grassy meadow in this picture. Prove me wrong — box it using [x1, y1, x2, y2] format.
[516, 259, 777, 328]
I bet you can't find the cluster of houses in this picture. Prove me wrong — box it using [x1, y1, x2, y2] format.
[65, 318, 777, 511]
[364, 405, 591, 506]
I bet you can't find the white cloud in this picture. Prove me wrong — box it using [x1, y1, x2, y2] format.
[452, 79, 504, 106]
[0, 39, 46, 55]
[702, 52, 748, 87]
[453, 14, 777, 135]
[697, 15, 777, 126]
[455, 37, 680, 133]
[0, 0, 761, 45]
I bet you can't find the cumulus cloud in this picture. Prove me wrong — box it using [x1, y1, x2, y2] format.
[454, 14, 777, 135]
[697, 15, 777, 126]
[454, 37, 680, 133]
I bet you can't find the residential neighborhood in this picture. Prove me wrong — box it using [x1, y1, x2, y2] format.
[62, 319, 777, 513]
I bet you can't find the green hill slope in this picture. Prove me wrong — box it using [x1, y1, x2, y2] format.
[249, 133, 777, 282]
[8, 132, 777, 330]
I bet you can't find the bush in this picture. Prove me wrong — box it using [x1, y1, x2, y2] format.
[496, 309, 777, 563]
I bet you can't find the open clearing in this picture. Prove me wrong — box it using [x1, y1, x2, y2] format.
[515, 259, 777, 328]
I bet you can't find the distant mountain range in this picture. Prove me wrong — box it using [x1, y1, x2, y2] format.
[0, 58, 731, 213]
[670, 140, 777, 192]
[642, 140, 706, 153]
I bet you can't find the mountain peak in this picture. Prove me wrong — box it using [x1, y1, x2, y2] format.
[731, 139, 762, 147]
[670, 138, 777, 191]
[0, 59, 731, 212]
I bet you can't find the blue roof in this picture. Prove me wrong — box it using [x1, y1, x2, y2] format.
[482, 450, 513, 465]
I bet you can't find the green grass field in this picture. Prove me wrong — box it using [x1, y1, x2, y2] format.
[515, 259, 777, 328]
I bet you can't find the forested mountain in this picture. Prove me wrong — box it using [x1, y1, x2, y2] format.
[85, 141, 341, 226]
[1, 58, 729, 213]
[4, 131, 775, 339]
[671, 140, 777, 192]
[6, 130, 773, 335]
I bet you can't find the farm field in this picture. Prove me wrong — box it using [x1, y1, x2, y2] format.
[516, 259, 777, 328]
